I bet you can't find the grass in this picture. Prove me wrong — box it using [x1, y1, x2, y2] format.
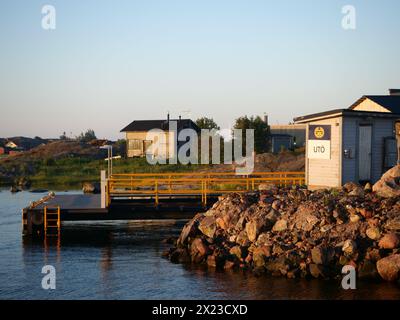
[26, 157, 209, 189]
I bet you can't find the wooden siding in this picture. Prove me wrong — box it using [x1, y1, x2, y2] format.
[306, 117, 342, 188]
[126, 131, 174, 158]
[352, 98, 390, 113]
[371, 119, 396, 182]
[341, 117, 358, 184]
[342, 117, 396, 184]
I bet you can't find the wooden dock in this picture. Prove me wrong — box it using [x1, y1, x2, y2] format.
[22, 171, 305, 238]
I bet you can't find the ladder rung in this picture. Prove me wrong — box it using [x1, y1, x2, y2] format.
[44, 205, 61, 238]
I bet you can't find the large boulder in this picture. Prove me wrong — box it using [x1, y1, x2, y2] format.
[272, 219, 288, 232]
[343, 182, 364, 197]
[198, 216, 217, 238]
[373, 165, 400, 198]
[385, 217, 400, 231]
[376, 254, 400, 281]
[293, 204, 319, 232]
[190, 238, 209, 263]
[82, 182, 100, 194]
[245, 209, 278, 242]
[177, 213, 204, 246]
[252, 246, 271, 268]
[379, 233, 400, 249]
[311, 246, 334, 265]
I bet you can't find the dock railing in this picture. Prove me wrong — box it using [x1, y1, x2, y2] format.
[106, 171, 305, 207]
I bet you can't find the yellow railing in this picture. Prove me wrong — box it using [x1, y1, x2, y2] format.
[106, 172, 305, 206]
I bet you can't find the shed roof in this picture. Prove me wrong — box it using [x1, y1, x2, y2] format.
[293, 109, 400, 124]
[349, 95, 400, 112]
[120, 119, 199, 132]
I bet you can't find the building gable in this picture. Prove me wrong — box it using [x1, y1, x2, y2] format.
[349, 95, 400, 113]
[350, 97, 391, 113]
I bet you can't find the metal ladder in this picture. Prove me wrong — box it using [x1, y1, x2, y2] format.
[44, 206, 61, 237]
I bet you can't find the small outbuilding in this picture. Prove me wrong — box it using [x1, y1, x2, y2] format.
[269, 134, 294, 153]
[294, 90, 400, 189]
[269, 124, 306, 147]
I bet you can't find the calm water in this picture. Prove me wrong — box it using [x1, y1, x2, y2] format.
[0, 190, 399, 300]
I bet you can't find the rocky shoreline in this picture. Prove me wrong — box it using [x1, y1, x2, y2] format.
[166, 167, 400, 282]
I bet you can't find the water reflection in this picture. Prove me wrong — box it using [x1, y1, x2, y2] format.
[17, 220, 400, 300]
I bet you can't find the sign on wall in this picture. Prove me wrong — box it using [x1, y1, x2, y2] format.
[307, 125, 331, 159]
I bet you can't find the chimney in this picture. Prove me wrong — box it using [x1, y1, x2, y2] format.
[167, 113, 170, 122]
[263, 114, 268, 125]
[179, 115, 181, 121]
[389, 89, 400, 96]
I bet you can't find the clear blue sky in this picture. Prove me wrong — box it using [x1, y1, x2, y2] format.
[1, 0, 400, 140]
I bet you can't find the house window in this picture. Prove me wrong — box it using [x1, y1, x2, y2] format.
[129, 139, 142, 150]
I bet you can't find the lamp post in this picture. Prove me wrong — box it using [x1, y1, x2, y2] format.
[100, 145, 113, 178]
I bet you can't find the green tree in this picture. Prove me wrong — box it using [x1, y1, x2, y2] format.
[114, 139, 127, 157]
[195, 117, 220, 130]
[233, 115, 269, 153]
[77, 129, 97, 142]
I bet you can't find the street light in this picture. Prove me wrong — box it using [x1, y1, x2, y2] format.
[100, 145, 113, 178]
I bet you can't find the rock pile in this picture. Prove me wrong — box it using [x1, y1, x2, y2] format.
[166, 181, 400, 282]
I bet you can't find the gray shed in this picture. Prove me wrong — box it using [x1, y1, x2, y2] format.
[294, 108, 400, 189]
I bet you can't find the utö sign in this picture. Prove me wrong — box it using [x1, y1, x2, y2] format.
[307, 125, 331, 160]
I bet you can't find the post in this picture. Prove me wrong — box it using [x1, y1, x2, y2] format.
[110, 146, 113, 176]
[101, 170, 107, 209]
[155, 180, 159, 206]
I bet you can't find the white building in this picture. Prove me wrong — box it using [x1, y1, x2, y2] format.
[294, 89, 400, 189]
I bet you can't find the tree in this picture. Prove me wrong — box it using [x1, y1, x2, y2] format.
[114, 139, 127, 157]
[195, 117, 220, 130]
[77, 129, 97, 142]
[233, 115, 269, 153]
[59, 132, 67, 140]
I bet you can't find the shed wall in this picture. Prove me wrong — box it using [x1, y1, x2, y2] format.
[306, 117, 342, 188]
[342, 117, 396, 184]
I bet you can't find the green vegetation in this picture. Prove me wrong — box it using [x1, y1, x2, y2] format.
[76, 129, 97, 142]
[233, 115, 270, 153]
[195, 117, 220, 130]
[24, 157, 209, 189]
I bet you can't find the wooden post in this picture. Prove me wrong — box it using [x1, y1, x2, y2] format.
[155, 180, 159, 206]
[101, 170, 107, 209]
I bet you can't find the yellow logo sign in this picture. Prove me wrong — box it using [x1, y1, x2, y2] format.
[314, 126, 325, 139]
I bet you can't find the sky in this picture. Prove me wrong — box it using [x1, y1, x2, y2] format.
[1, 0, 400, 140]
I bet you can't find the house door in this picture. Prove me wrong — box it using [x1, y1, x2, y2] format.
[358, 125, 372, 181]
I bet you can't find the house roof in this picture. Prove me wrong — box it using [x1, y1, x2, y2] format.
[349, 95, 400, 112]
[293, 109, 400, 123]
[270, 133, 293, 137]
[120, 119, 200, 132]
